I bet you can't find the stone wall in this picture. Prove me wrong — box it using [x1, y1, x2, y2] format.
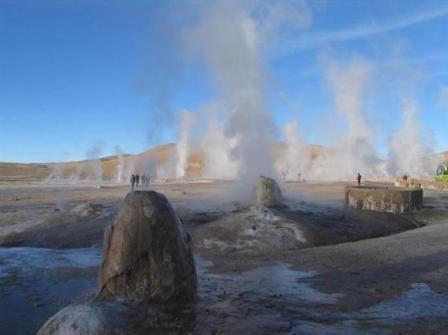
[345, 186, 423, 213]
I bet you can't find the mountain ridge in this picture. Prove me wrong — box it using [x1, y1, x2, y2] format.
[0, 142, 446, 182]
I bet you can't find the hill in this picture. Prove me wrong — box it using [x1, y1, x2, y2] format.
[0, 143, 445, 183]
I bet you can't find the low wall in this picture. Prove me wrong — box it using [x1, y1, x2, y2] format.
[345, 185, 423, 213]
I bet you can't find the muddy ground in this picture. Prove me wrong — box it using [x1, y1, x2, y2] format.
[1, 181, 448, 334]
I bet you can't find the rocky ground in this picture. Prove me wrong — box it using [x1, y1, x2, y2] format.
[1, 180, 448, 334]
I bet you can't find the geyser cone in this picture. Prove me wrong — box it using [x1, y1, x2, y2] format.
[98, 190, 197, 302]
[251, 176, 284, 207]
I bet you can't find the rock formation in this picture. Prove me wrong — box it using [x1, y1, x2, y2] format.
[193, 177, 310, 253]
[98, 190, 197, 302]
[251, 176, 284, 207]
[38, 190, 197, 335]
[70, 203, 107, 217]
[38, 304, 110, 335]
[193, 206, 310, 253]
[345, 185, 423, 213]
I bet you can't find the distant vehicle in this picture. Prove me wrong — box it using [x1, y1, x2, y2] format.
[435, 162, 448, 182]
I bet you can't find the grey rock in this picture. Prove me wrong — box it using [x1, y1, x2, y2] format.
[38, 191, 197, 335]
[37, 301, 174, 335]
[251, 176, 284, 207]
[98, 191, 197, 302]
[345, 186, 423, 213]
[70, 203, 106, 217]
[37, 304, 107, 335]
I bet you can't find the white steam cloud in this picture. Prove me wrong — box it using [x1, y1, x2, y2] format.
[388, 98, 433, 177]
[115, 145, 126, 183]
[175, 111, 196, 179]
[163, 2, 437, 183]
[201, 114, 239, 180]
[85, 142, 104, 183]
[114, 145, 136, 184]
[185, 0, 277, 184]
[305, 57, 380, 180]
[276, 122, 310, 180]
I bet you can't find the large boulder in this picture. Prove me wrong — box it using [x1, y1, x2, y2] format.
[37, 301, 195, 335]
[98, 191, 197, 302]
[38, 191, 197, 335]
[38, 190, 197, 335]
[37, 304, 110, 335]
[251, 176, 284, 207]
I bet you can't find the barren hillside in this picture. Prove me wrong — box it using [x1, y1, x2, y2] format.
[0, 143, 445, 183]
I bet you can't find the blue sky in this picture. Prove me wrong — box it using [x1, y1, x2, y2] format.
[0, 0, 447, 163]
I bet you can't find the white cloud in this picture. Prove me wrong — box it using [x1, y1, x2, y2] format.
[282, 4, 448, 52]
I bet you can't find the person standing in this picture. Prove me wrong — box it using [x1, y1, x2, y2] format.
[130, 174, 135, 189]
[357, 173, 362, 186]
[136, 174, 140, 188]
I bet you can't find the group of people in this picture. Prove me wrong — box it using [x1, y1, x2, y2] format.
[130, 173, 151, 189]
[279, 171, 303, 181]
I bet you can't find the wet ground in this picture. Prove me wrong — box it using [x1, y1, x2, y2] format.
[1, 181, 448, 334]
[3, 246, 448, 334]
[0, 247, 99, 334]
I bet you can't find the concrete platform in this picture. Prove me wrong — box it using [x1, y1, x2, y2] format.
[345, 185, 423, 213]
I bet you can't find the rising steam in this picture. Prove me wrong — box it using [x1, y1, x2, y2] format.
[44, 1, 440, 184]
[276, 122, 310, 180]
[184, 0, 278, 184]
[388, 98, 434, 177]
[85, 142, 104, 184]
[175, 111, 196, 179]
[301, 57, 380, 180]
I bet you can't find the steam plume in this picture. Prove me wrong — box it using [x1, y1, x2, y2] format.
[388, 98, 433, 176]
[175, 111, 196, 179]
[85, 142, 104, 183]
[185, 0, 277, 183]
[201, 114, 239, 180]
[307, 57, 380, 180]
[115, 145, 125, 183]
[276, 122, 310, 180]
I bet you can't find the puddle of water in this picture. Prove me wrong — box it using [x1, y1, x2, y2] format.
[196, 256, 343, 304]
[0, 247, 101, 278]
[5, 249, 447, 334]
[0, 247, 101, 286]
[351, 283, 448, 323]
[0, 247, 101, 335]
[283, 283, 448, 334]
